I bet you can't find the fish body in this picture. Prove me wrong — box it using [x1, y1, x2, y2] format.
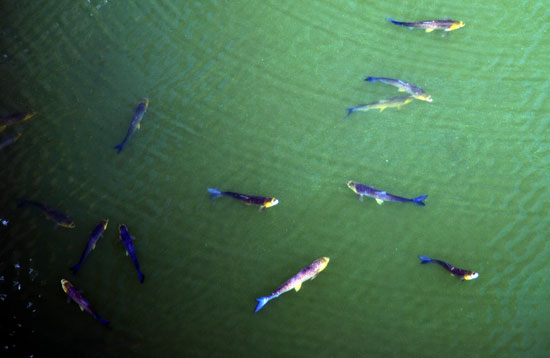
[0, 111, 35, 132]
[17, 199, 75, 228]
[70, 219, 109, 274]
[118, 224, 145, 283]
[365, 77, 432, 102]
[208, 188, 279, 211]
[418, 255, 479, 280]
[345, 96, 413, 118]
[114, 99, 149, 153]
[0, 132, 22, 150]
[346, 181, 427, 206]
[61, 279, 110, 326]
[386, 18, 465, 32]
[255, 257, 329, 312]
[1, 219, 7, 226]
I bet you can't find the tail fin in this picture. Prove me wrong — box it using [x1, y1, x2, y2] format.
[114, 143, 124, 153]
[386, 18, 401, 25]
[96, 316, 110, 327]
[139, 272, 145, 284]
[412, 194, 427, 206]
[365, 76, 377, 82]
[207, 188, 223, 199]
[16, 198, 30, 208]
[69, 263, 81, 275]
[418, 255, 433, 264]
[254, 296, 273, 313]
[344, 107, 356, 119]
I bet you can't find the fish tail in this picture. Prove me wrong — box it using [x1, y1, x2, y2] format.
[16, 198, 31, 208]
[412, 194, 427, 206]
[207, 188, 223, 199]
[365, 76, 378, 82]
[138, 271, 145, 283]
[69, 263, 81, 275]
[344, 107, 356, 119]
[418, 255, 434, 264]
[386, 18, 404, 26]
[96, 316, 110, 327]
[114, 141, 125, 153]
[254, 296, 273, 313]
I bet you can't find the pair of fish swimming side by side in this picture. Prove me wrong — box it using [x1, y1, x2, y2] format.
[254, 255, 477, 313]
[0, 111, 36, 150]
[345, 77, 431, 118]
[70, 220, 145, 284]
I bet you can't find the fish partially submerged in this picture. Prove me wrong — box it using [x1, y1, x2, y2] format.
[0, 111, 36, 132]
[118, 224, 145, 283]
[418, 255, 479, 281]
[255, 257, 329, 312]
[114, 99, 149, 153]
[386, 18, 465, 32]
[70, 219, 109, 274]
[365, 77, 432, 102]
[208, 188, 279, 211]
[346, 181, 427, 206]
[17, 199, 75, 228]
[345, 96, 413, 118]
[0, 132, 22, 150]
[61, 278, 110, 326]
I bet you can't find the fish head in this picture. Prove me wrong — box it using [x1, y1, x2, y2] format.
[464, 272, 479, 280]
[449, 21, 465, 31]
[61, 221, 76, 228]
[61, 279, 72, 293]
[119, 224, 126, 232]
[264, 197, 279, 208]
[317, 257, 330, 272]
[346, 181, 358, 192]
[102, 218, 109, 230]
[142, 98, 150, 108]
[24, 111, 37, 121]
[416, 94, 432, 102]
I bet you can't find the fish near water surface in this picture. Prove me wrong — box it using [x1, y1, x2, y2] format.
[61, 279, 110, 326]
[208, 188, 279, 211]
[70, 219, 109, 274]
[347, 181, 427, 206]
[114, 99, 149, 153]
[418, 256, 478, 281]
[255, 257, 329, 313]
[345, 96, 413, 119]
[365, 77, 432, 102]
[0, 111, 36, 132]
[17, 199, 75, 228]
[386, 18, 465, 32]
[118, 224, 145, 283]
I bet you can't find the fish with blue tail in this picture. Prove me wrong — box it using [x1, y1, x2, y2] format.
[386, 18, 465, 32]
[345, 96, 413, 118]
[0, 132, 22, 150]
[208, 188, 279, 211]
[70, 219, 109, 274]
[61, 278, 110, 327]
[365, 77, 432, 102]
[17, 199, 75, 228]
[118, 224, 145, 283]
[346, 181, 427, 206]
[255, 257, 329, 313]
[0, 111, 36, 132]
[418, 255, 479, 281]
[114, 99, 149, 153]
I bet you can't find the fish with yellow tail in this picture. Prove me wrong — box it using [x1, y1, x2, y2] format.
[114, 99, 149, 153]
[208, 188, 279, 211]
[365, 77, 432, 102]
[0, 111, 36, 132]
[254, 257, 329, 313]
[61, 279, 110, 327]
[347, 181, 427, 206]
[418, 256, 479, 281]
[386, 18, 465, 32]
[345, 96, 413, 118]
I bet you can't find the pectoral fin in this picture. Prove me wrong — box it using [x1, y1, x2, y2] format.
[137, 123, 141, 129]
[311, 273, 319, 280]
[398, 88, 406, 92]
[92, 244, 96, 250]
[425, 28, 434, 33]
[375, 199, 384, 205]
[79, 306, 84, 311]
[359, 195, 364, 202]
[295, 283, 302, 292]
[126, 251, 129, 256]
[379, 107, 385, 112]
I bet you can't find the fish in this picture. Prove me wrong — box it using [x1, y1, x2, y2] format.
[386, 18, 465, 32]
[118, 224, 145, 283]
[17, 199, 75, 228]
[70, 219, 109, 274]
[345, 96, 413, 118]
[1, 219, 7, 226]
[254, 257, 329, 312]
[208, 188, 279, 211]
[0, 111, 36, 132]
[365, 77, 432, 102]
[346, 181, 427, 206]
[0, 132, 22, 150]
[61, 278, 110, 326]
[114, 99, 149, 153]
[418, 255, 479, 280]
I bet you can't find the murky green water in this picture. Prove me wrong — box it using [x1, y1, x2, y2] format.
[1, 1, 549, 357]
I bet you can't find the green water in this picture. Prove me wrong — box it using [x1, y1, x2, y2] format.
[1, 0, 549, 357]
